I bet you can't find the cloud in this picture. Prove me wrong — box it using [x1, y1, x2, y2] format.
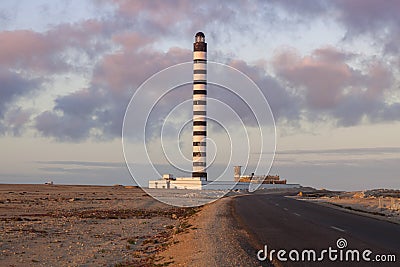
[334, 0, 400, 34]
[268, 0, 328, 17]
[0, 18, 113, 137]
[35, 110, 93, 141]
[3, 1, 212, 141]
[225, 59, 302, 122]
[273, 47, 354, 110]
[1, 0, 400, 142]
[37, 160, 124, 168]
[93, 45, 190, 94]
[3, 107, 32, 136]
[54, 88, 103, 117]
[333, 0, 400, 54]
[0, 19, 108, 73]
[271, 0, 400, 54]
[0, 69, 39, 117]
[272, 47, 398, 126]
[277, 147, 400, 156]
[35, 40, 192, 141]
[0, 9, 10, 27]
[34, 87, 106, 141]
[32, 42, 400, 140]
[102, 0, 266, 44]
[0, 68, 41, 135]
[0, 30, 66, 72]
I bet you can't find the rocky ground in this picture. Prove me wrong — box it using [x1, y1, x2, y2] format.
[0, 184, 199, 266]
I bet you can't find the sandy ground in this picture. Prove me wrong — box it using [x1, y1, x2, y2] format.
[296, 189, 400, 224]
[0, 184, 199, 266]
[155, 196, 267, 267]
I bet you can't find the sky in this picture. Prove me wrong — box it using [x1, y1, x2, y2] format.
[0, 0, 399, 191]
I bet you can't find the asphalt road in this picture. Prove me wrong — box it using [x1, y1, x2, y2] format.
[233, 193, 400, 267]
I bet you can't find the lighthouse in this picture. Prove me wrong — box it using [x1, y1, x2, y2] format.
[147, 32, 296, 193]
[192, 32, 207, 180]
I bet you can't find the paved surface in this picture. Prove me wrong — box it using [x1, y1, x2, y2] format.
[233, 193, 400, 267]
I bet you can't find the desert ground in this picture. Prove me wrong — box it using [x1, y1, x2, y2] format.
[0, 184, 201, 266]
[0, 184, 258, 267]
[1, 184, 399, 267]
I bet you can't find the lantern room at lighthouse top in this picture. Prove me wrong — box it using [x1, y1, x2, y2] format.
[194, 32, 207, 52]
[195, 32, 205, 42]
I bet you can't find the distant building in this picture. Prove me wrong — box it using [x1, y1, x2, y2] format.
[233, 166, 287, 184]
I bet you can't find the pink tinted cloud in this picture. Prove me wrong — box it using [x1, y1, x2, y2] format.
[269, 0, 400, 53]
[93, 45, 190, 94]
[102, 0, 192, 36]
[0, 19, 106, 72]
[364, 62, 392, 99]
[312, 47, 352, 63]
[273, 47, 353, 109]
[53, 20, 103, 44]
[9, 0, 398, 141]
[112, 32, 154, 49]
[0, 18, 111, 137]
[0, 30, 66, 71]
[103, 0, 243, 39]
[35, 41, 191, 141]
[272, 47, 395, 126]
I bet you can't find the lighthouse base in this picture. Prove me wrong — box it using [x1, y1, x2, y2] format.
[148, 177, 300, 191]
[149, 177, 207, 190]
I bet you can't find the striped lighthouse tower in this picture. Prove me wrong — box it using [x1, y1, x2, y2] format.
[192, 32, 207, 181]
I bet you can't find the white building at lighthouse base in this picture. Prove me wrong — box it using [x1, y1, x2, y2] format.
[149, 177, 207, 190]
[148, 176, 300, 190]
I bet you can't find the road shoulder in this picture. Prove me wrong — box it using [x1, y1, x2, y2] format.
[155, 196, 265, 267]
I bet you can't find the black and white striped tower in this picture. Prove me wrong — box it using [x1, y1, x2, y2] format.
[192, 32, 207, 180]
